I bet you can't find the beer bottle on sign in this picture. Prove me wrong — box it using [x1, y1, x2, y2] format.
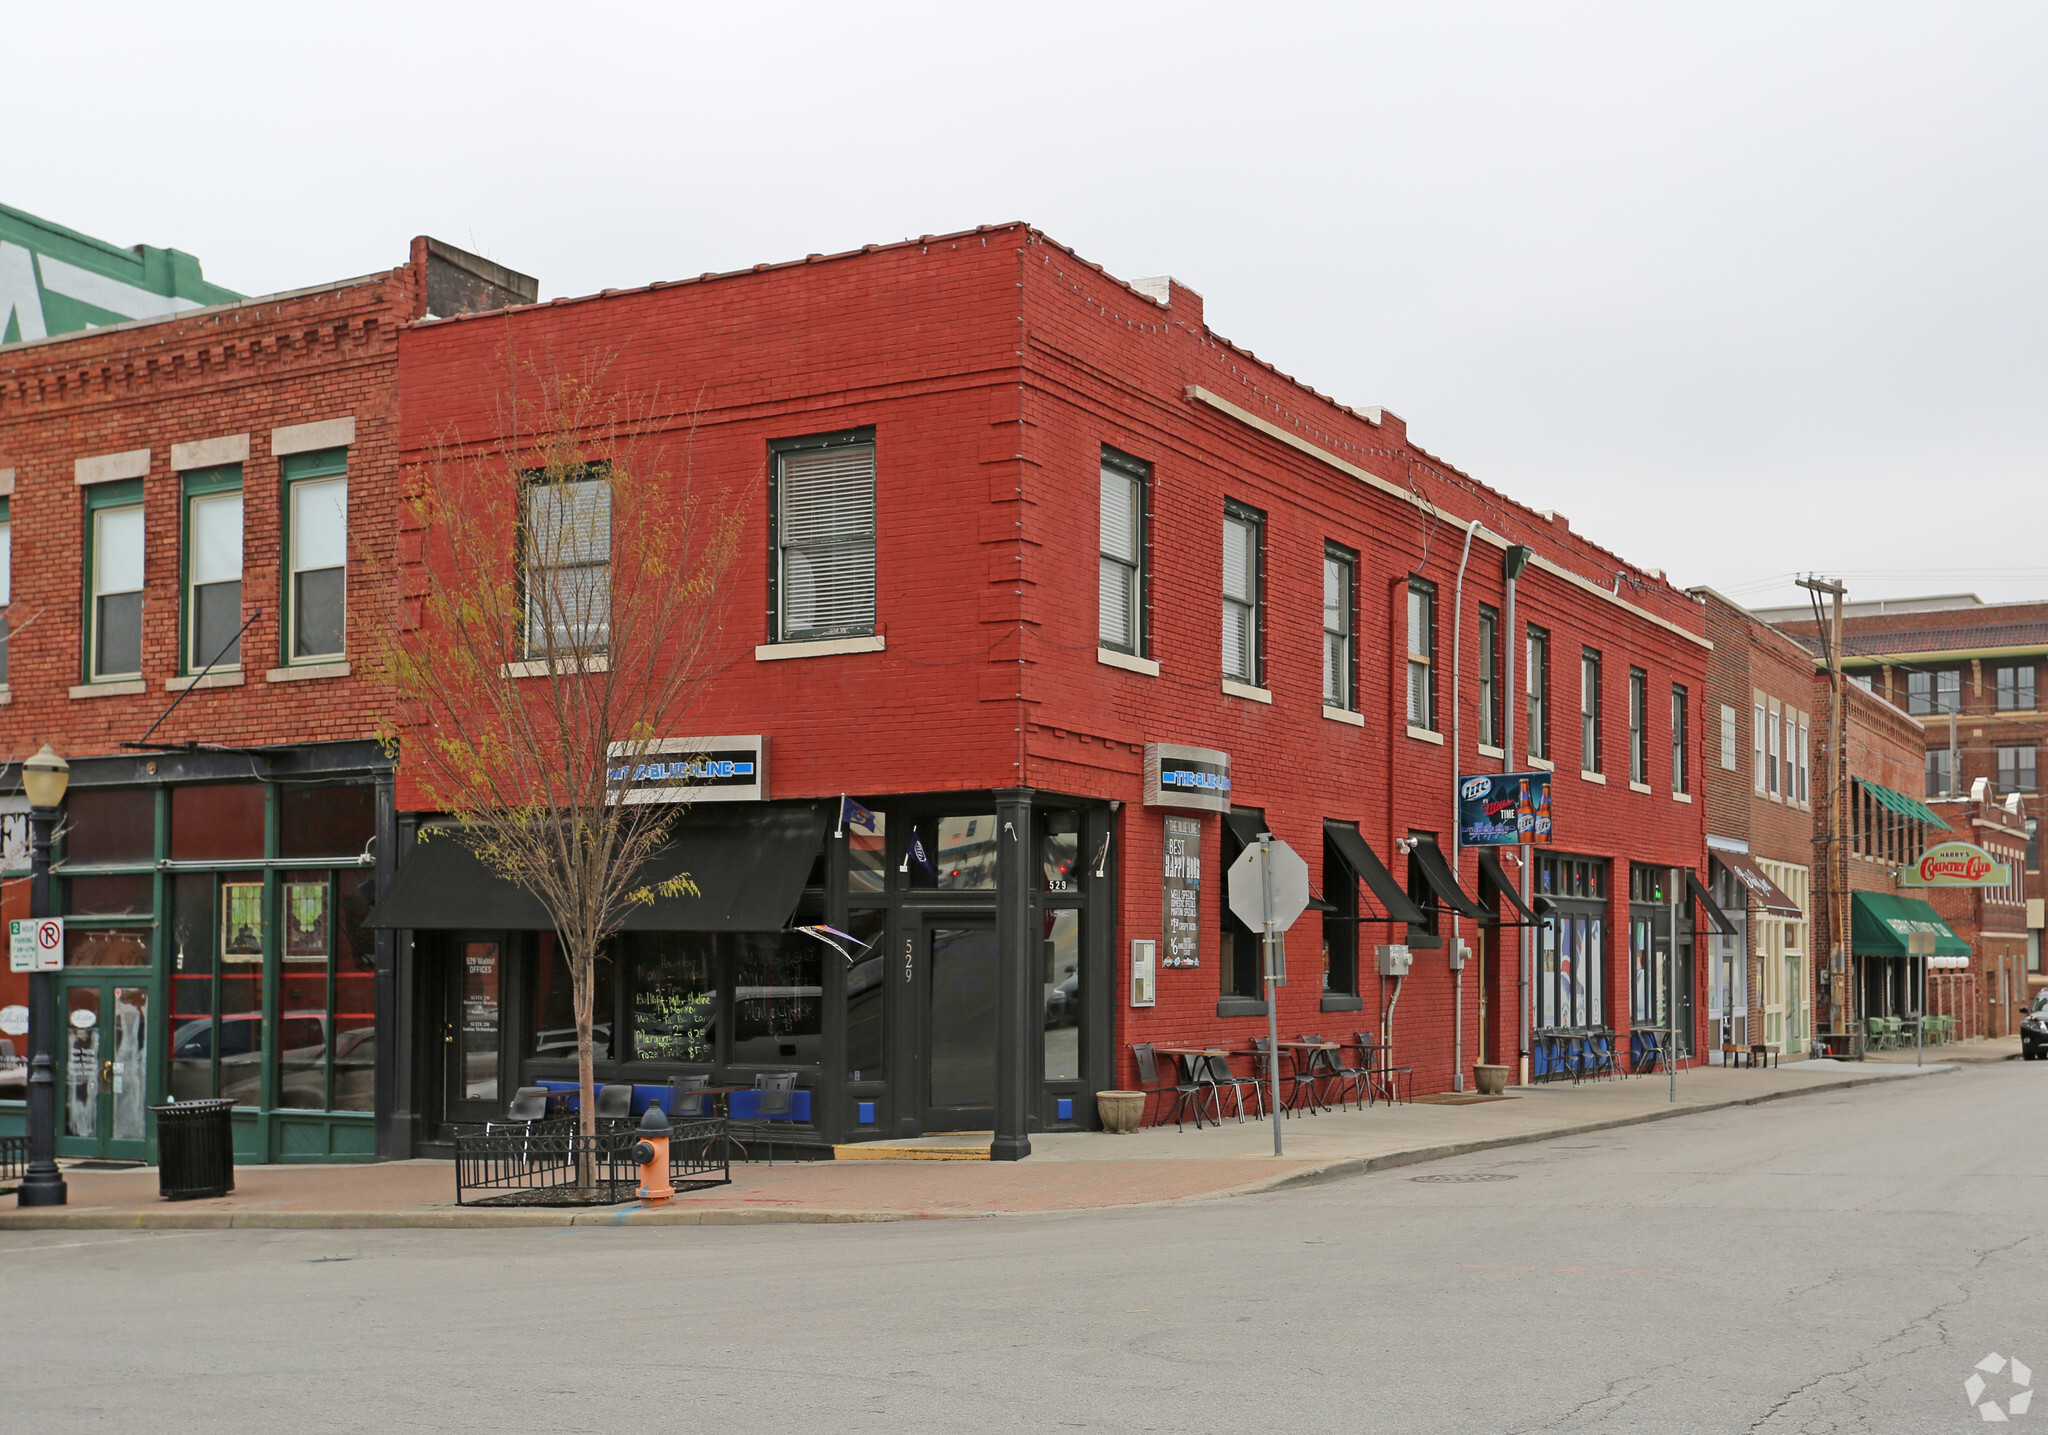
[1534, 785, 1553, 843]
[1516, 780, 1534, 841]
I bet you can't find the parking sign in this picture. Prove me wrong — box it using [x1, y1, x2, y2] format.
[8, 918, 64, 973]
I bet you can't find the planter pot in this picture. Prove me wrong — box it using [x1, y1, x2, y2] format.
[1472, 1064, 1509, 1096]
[1096, 1090, 1147, 1134]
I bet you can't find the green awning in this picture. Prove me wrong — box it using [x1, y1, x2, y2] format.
[1860, 780, 1952, 833]
[1850, 892, 1968, 958]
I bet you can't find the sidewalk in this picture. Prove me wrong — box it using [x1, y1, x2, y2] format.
[1865, 1033, 2020, 1065]
[0, 1060, 1955, 1230]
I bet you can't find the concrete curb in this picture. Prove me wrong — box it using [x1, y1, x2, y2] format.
[0, 1064, 1954, 1232]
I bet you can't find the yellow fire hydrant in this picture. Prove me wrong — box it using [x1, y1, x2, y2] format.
[630, 1104, 674, 1205]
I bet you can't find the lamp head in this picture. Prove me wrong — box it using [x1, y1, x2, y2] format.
[21, 744, 69, 810]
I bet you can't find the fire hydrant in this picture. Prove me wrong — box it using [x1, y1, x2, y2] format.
[629, 1104, 674, 1205]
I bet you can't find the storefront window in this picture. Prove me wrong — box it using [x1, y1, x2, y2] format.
[66, 874, 152, 915]
[906, 815, 997, 891]
[628, 933, 717, 1062]
[844, 909, 886, 1080]
[1535, 854, 1607, 1031]
[280, 782, 376, 859]
[217, 871, 265, 1105]
[731, 932, 823, 1065]
[1322, 831, 1358, 996]
[1042, 909, 1081, 1080]
[530, 932, 614, 1062]
[1041, 810, 1081, 892]
[848, 807, 888, 893]
[172, 784, 265, 862]
[168, 873, 214, 1101]
[333, 880, 375, 1111]
[66, 927, 151, 967]
[64, 788, 154, 865]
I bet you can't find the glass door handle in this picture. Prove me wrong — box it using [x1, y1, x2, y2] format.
[101, 1057, 114, 1085]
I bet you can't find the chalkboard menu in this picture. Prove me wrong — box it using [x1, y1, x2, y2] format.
[631, 984, 715, 1062]
[1162, 815, 1202, 968]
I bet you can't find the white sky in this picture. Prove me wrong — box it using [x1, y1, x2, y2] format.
[13, 2, 2045, 611]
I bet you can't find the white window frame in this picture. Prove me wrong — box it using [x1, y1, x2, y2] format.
[1098, 450, 1145, 656]
[772, 433, 877, 644]
[520, 467, 613, 658]
[1324, 547, 1355, 710]
[90, 499, 146, 681]
[1407, 580, 1436, 729]
[1222, 505, 1261, 687]
[284, 452, 350, 663]
[1719, 703, 1738, 771]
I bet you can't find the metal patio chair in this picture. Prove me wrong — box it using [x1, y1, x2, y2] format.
[594, 1082, 636, 1132]
[1194, 1052, 1264, 1123]
[1349, 1032, 1411, 1106]
[1300, 1033, 1367, 1111]
[1131, 1043, 1206, 1129]
[1250, 1037, 1317, 1115]
[668, 1074, 712, 1119]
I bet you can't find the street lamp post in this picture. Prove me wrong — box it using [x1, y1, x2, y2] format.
[17, 743, 70, 1208]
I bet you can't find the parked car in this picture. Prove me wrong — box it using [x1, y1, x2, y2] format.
[2022, 991, 2048, 1061]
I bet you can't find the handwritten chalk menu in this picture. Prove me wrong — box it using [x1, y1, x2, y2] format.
[1163, 815, 1203, 968]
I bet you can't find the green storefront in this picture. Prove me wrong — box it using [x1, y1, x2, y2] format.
[0, 743, 391, 1164]
[1850, 890, 1969, 1022]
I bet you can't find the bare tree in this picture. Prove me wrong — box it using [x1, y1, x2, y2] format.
[380, 358, 742, 1166]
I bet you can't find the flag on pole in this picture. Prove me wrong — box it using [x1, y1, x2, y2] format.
[839, 796, 879, 838]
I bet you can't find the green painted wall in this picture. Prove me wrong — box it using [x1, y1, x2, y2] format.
[1, 201, 242, 345]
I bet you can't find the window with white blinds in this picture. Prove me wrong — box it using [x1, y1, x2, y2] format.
[1099, 451, 1145, 653]
[522, 470, 613, 655]
[775, 437, 876, 641]
[1222, 506, 1260, 684]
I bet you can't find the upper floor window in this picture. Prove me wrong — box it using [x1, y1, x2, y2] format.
[1926, 747, 1953, 799]
[1754, 701, 1768, 795]
[1996, 665, 2036, 712]
[1795, 713, 1810, 805]
[1672, 684, 1690, 794]
[1719, 702, 1738, 771]
[1766, 701, 1782, 798]
[520, 465, 612, 656]
[87, 480, 144, 681]
[1477, 605, 1500, 748]
[1907, 668, 1960, 716]
[1628, 667, 1648, 784]
[1323, 545, 1356, 710]
[0, 496, 10, 686]
[1098, 448, 1147, 656]
[1580, 649, 1602, 773]
[283, 448, 348, 662]
[1406, 578, 1437, 730]
[183, 465, 244, 672]
[1221, 503, 1262, 686]
[1526, 626, 1550, 760]
[772, 430, 875, 643]
[1998, 745, 2037, 794]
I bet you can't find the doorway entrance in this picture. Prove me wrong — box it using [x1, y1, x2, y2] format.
[442, 936, 506, 1130]
[919, 917, 997, 1133]
[54, 978, 153, 1160]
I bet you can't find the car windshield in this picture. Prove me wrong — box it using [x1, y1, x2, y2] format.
[2032, 991, 2048, 1014]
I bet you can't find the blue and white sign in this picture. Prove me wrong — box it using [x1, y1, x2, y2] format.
[1144, 743, 1232, 813]
[606, 736, 767, 804]
[1456, 771, 1554, 848]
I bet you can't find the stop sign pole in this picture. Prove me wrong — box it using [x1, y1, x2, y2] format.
[1260, 835, 1283, 1156]
[1230, 834, 1310, 1157]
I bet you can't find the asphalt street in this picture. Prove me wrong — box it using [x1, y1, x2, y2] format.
[8, 1062, 2041, 1434]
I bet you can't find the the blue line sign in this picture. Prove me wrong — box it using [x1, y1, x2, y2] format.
[605, 735, 768, 804]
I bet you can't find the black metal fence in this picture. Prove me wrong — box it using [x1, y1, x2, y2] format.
[0, 1135, 25, 1181]
[454, 1119, 731, 1207]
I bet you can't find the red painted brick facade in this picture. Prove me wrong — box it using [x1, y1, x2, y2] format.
[397, 224, 1712, 1097]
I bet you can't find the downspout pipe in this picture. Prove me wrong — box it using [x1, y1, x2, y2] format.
[1449, 519, 1489, 1092]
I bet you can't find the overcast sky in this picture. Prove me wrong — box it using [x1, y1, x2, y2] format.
[13, 2, 2044, 610]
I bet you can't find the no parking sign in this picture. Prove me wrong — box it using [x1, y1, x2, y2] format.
[8, 918, 63, 973]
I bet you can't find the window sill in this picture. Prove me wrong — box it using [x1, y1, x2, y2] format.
[1322, 705, 1364, 727]
[1217, 996, 1269, 1018]
[1097, 647, 1159, 677]
[1477, 743, 1505, 759]
[1628, 780, 1652, 795]
[268, 661, 351, 683]
[1526, 756, 1555, 771]
[1222, 679, 1272, 704]
[755, 634, 885, 662]
[0, 686, 9, 707]
[1580, 769, 1607, 785]
[166, 670, 245, 693]
[500, 656, 609, 678]
[70, 679, 145, 699]
[1320, 993, 1365, 1013]
[1406, 725, 1444, 746]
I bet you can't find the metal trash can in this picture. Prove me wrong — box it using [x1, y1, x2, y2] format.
[150, 1099, 236, 1200]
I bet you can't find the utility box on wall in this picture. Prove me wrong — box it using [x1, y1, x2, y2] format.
[1447, 938, 1470, 971]
[1376, 944, 1413, 977]
[1130, 940, 1157, 1006]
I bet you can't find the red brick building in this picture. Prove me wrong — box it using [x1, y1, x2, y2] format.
[379, 224, 1713, 1158]
[0, 238, 533, 1163]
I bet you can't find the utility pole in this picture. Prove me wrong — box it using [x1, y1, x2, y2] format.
[1798, 576, 1849, 1044]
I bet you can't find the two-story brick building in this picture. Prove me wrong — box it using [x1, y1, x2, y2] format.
[0, 236, 533, 1164]
[375, 223, 1718, 1159]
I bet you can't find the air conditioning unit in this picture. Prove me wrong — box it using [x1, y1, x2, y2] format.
[1376, 943, 1413, 977]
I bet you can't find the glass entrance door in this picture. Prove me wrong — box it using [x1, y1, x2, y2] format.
[55, 979, 153, 1160]
[922, 919, 998, 1132]
[444, 938, 505, 1128]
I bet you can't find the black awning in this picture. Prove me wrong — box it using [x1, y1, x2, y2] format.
[1685, 869, 1738, 935]
[1324, 820, 1428, 925]
[1709, 850, 1800, 917]
[1477, 848, 1538, 922]
[1408, 839, 1492, 922]
[366, 805, 828, 932]
[1223, 808, 1267, 850]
